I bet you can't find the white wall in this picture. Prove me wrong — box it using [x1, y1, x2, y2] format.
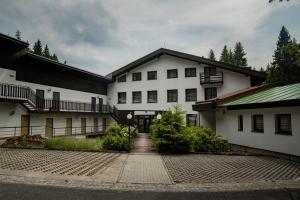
[107, 55, 251, 124]
[0, 68, 107, 103]
[216, 107, 300, 156]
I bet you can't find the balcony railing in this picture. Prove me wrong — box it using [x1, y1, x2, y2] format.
[0, 82, 113, 114]
[200, 72, 223, 84]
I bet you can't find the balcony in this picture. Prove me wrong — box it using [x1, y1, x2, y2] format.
[0, 82, 113, 114]
[200, 72, 223, 85]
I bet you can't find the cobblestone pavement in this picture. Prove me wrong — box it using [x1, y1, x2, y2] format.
[132, 133, 153, 153]
[163, 154, 300, 184]
[0, 148, 122, 177]
[119, 153, 173, 184]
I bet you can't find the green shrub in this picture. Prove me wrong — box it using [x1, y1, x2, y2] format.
[120, 126, 138, 138]
[44, 137, 103, 151]
[104, 123, 122, 136]
[102, 134, 129, 151]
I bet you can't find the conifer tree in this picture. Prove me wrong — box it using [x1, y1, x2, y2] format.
[15, 30, 21, 40]
[208, 49, 216, 60]
[43, 45, 50, 58]
[219, 45, 229, 63]
[33, 39, 43, 56]
[233, 42, 247, 66]
[51, 54, 59, 62]
[228, 49, 235, 64]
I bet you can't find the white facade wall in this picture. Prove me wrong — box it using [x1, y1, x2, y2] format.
[216, 107, 300, 156]
[0, 102, 27, 127]
[107, 55, 251, 124]
[0, 68, 107, 103]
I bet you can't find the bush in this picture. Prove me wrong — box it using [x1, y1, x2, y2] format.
[151, 105, 230, 153]
[102, 134, 129, 151]
[44, 137, 103, 151]
[105, 123, 122, 136]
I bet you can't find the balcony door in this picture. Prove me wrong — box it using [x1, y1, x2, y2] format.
[98, 98, 103, 112]
[36, 89, 44, 110]
[91, 97, 96, 112]
[52, 92, 60, 111]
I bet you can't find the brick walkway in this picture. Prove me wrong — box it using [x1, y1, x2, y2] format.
[163, 154, 300, 184]
[132, 133, 153, 153]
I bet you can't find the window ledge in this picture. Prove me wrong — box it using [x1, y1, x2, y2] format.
[275, 132, 292, 136]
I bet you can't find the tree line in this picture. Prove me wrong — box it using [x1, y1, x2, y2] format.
[207, 41, 248, 67]
[15, 30, 60, 62]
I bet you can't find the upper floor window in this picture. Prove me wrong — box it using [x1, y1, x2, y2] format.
[147, 71, 157, 80]
[132, 72, 142, 81]
[167, 69, 178, 79]
[186, 114, 197, 126]
[185, 88, 197, 102]
[238, 115, 243, 131]
[132, 91, 142, 103]
[167, 89, 178, 102]
[118, 92, 126, 104]
[117, 74, 126, 82]
[185, 68, 196, 77]
[252, 114, 264, 133]
[204, 87, 217, 100]
[275, 114, 292, 135]
[147, 90, 157, 103]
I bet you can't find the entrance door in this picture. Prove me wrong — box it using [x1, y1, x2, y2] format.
[136, 115, 154, 133]
[93, 117, 98, 132]
[52, 92, 60, 111]
[45, 118, 53, 138]
[65, 118, 72, 136]
[102, 118, 106, 132]
[81, 118, 86, 135]
[21, 115, 30, 136]
[36, 89, 44, 110]
[91, 97, 96, 112]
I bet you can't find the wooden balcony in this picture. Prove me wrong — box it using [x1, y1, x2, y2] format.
[200, 72, 223, 85]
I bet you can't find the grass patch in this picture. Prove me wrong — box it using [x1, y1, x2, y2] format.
[44, 137, 103, 151]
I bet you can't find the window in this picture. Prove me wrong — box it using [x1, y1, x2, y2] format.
[117, 74, 126, 82]
[185, 88, 197, 102]
[118, 92, 126, 104]
[204, 66, 217, 75]
[204, 87, 217, 100]
[147, 71, 157, 80]
[275, 114, 292, 135]
[238, 115, 243, 131]
[167, 69, 178, 79]
[252, 114, 264, 133]
[132, 91, 142, 104]
[167, 89, 178, 102]
[147, 90, 157, 103]
[185, 68, 196, 77]
[186, 114, 197, 126]
[132, 72, 141, 81]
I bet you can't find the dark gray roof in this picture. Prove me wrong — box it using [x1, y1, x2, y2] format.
[111, 48, 266, 79]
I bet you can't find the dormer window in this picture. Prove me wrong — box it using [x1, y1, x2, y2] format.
[117, 74, 126, 82]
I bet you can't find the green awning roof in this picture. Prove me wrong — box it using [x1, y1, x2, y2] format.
[222, 82, 300, 107]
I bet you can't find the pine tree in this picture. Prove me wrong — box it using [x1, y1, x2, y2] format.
[51, 54, 59, 62]
[43, 45, 50, 58]
[208, 49, 216, 60]
[228, 49, 235, 64]
[33, 39, 43, 56]
[64, 60, 67, 64]
[233, 42, 247, 66]
[15, 30, 21, 40]
[219, 45, 229, 63]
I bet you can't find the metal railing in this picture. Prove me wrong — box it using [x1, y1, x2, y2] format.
[200, 72, 223, 84]
[0, 82, 114, 114]
[0, 125, 107, 139]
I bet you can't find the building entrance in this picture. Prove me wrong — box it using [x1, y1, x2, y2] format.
[134, 115, 155, 133]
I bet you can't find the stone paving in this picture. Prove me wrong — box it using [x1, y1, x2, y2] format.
[163, 154, 300, 184]
[0, 148, 121, 177]
[131, 133, 153, 153]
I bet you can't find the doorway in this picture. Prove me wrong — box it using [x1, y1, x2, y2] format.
[52, 92, 60, 111]
[135, 115, 154, 133]
[21, 115, 30, 136]
[81, 118, 86, 135]
[36, 89, 44, 110]
[65, 118, 72, 136]
[45, 118, 53, 138]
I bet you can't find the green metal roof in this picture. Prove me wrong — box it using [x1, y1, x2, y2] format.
[222, 82, 300, 107]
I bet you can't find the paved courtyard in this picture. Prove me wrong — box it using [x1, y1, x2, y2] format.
[163, 154, 300, 184]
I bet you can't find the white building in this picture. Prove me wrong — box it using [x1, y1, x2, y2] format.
[0, 32, 266, 138]
[193, 83, 300, 158]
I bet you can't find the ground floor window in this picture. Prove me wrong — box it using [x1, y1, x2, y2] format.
[252, 114, 264, 133]
[186, 114, 197, 126]
[275, 114, 292, 135]
[238, 115, 243, 131]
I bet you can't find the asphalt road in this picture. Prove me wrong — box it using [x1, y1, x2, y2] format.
[0, 183, 300, 200]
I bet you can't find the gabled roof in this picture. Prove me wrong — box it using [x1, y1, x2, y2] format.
[222, 82, 300, 109]
[111, 48, 266, 79]
[0, 33, 29, 53]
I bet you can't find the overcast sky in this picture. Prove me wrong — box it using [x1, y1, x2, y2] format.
[0, 0, 299, 75]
